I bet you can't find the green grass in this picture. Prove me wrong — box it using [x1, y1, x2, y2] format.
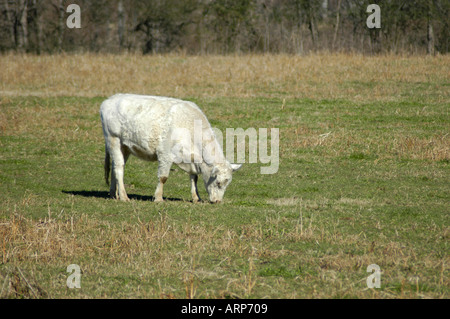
[0, 86, 449, 298]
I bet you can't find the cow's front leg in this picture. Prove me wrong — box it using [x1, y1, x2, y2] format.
[190, 174, 201, 203]
[154, 161, 172, 202]
[154, 177, 167, 202]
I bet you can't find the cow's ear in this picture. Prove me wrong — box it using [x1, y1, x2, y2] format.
[230, 164, 242, 172]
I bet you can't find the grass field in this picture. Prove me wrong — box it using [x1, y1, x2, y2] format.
[0, 53, 448, 298]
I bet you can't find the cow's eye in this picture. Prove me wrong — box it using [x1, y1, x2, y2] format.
[217, 182, 222, 188]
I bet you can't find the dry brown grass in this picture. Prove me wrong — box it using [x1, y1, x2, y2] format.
[1, 53, 449, 102]
[390, 135, 450, 162]
[0, 265, 47, 298]
[281, 126, 449, 162]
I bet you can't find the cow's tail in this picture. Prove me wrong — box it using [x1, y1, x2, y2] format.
[104, 148, 111, 186]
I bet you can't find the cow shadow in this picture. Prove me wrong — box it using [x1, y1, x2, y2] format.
[62, 190, 184, 202]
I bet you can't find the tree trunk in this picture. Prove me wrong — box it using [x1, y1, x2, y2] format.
[332, 0, 342, 50]
[308, 10, 317, 49]
[16, 0, 28, 52]
[426, 1, 435, 55]
[57, 0, 64, 52]
[306, 2, 318, 50]
[427, 22, 434, 55]
[30, 0, 42, 54]
[264, 15, 269, 53]
[292, 0, 303, 54]
[21, 0, 28, 51]
[370, 28, 382, 55]
[118, 0, 125, 49]
[3, 0, 16, 49]
[36, 0, 44, 54]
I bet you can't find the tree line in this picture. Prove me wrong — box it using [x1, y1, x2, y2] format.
[1, 0, 448, 55]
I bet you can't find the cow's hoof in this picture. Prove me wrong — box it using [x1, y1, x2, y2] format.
[154, 198, 164, 203]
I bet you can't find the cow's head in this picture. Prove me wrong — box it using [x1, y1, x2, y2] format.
[203, 162, 241, 203]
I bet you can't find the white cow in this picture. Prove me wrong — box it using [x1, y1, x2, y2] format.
[100, 94, 241, 203]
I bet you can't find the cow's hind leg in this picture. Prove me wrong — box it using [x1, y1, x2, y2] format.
[190, 174, 201, 203]
[109, 137, 130, 201]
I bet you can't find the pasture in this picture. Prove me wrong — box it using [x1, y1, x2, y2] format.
[0, 53, 448, 298]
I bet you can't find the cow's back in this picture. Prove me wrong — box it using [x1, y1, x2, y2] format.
[100, 94, 209, 162]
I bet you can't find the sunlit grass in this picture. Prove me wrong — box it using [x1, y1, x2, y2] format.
[0, 54, 448, 298]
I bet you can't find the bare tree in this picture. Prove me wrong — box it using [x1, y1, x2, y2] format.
[28, 0, 44, 54]
[56, 0, 64, 52]
[18, 0, 29, 52]
[427, 0, 435, 55]
[332, 0, 342, 50]
[2, 0, 16, 49]
[118, 0, 125, 49]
